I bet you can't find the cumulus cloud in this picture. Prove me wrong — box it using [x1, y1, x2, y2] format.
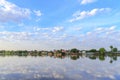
[81, 0, 97, 5]
[69, 8, 111, 22]
[0, 0, 31, 22]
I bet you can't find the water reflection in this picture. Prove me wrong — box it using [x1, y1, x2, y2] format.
[0, 53, 120, 80]
[0, 52, 120, 64]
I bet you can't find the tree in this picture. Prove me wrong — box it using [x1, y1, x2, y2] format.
[110, 45, 113, 52]
[89, 49, 97, 52]
[70, 48, 79, 53]
[99, 48, 106, 54]
[113, 48, 118, 52]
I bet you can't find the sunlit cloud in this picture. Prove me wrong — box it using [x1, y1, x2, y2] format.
[80, 0, 97, 5]
[52, 26, 64, 33]
[69, 8, 111, 22]
[0, 0, 31, 22]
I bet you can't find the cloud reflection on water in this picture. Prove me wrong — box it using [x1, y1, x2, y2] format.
[0, 56, 120, 80]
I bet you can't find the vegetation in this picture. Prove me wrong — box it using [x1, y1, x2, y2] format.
[109, 45, 118, 52]
[0, 45, 119, 63]
[99, 48, 106, 54]
[70, 48, 79, 53]
[99, 55, 105, 61]
[0, 45, 119, 57]
[89, 49, 97, 52]
[113, 48, 118, 52]
[110, 45, 113, 52]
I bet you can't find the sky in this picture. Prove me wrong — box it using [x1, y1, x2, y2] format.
[0, 0, 120, 50]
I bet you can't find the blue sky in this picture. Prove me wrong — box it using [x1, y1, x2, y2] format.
[0, 0, 120, 50]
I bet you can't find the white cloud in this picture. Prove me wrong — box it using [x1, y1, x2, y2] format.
[95, 27, 103, 31]
[33, 26, 64, 34]
[109, 26, 116, 30]
[81, 0, 96, 5]
[52, 26, 64, 33]
[0, 0, 31, 22]
[35, 18, 41, 22]
[0, 25, 119, 50]
[33, 27, 50, 31]
[86, 31, 91, 35]
[54, 25, 119, 50]
[34, 10, 42, 17]
[0, 31, 32, 40]
[83, 26, 120, 47]
[94, 26, 116, 33]
[69, 8, 111, 22]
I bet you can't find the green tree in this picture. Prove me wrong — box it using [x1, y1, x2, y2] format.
[70, 48, 79, 53]
[113, 48, 118, 52]
[89, 49, 97, 52]
[110, 45, 113, 52]
[99, 48, 106, 54]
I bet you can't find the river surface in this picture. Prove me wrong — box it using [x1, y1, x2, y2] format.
[0, 56, 120, 80]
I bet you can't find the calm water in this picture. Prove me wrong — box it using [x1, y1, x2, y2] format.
[0, 56, 120, 80]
